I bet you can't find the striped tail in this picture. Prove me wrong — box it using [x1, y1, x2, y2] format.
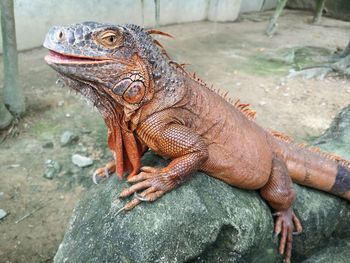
[329, 165, 350, 200]
[272, 138, 350, 201]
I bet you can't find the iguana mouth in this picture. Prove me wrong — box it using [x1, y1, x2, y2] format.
[45, 50, 112, 64]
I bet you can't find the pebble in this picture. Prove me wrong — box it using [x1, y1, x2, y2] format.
[43, 160, 61, 180]
[72, 154, 93, 168]
[0, 209, 8, 220]
[60, 131, 79, 146]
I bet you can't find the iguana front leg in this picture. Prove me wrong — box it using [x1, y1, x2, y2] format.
[119, 117, 209, 211]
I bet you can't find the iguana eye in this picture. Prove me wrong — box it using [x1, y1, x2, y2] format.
[98, 30, 122, 48]
[105, 34, 117, 44]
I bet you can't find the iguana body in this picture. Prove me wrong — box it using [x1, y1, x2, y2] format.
[44, 22, 350, 262]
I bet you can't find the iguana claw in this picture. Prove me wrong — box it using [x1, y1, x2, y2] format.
[134, 192, 149, 202]
[92, 167, 110, 184]
[92, 161, 116, 184]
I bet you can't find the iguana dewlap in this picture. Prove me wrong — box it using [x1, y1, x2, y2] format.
[43, 22, 350, 263]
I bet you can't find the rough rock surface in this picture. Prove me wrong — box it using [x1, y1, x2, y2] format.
[303, 239, 350, 263]
[54, 106, 350, 263]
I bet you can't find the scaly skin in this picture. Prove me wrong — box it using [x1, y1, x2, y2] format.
[44, 22, 350, 262]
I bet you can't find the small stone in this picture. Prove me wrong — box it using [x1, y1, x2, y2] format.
[58, 100, 65, 106]
[72, 154, 93, 168]
[42, 141, 54, 149]
[66, 113, 71, 117]
[259, 101, 267, 106]
[43, 169, 55, 179]
[60, 131, 79, 146]
[0, 209, 8, 220]
[43, 160, 61, 180]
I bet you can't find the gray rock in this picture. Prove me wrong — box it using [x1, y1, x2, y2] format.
[55, 152, 279, 263]
[313, 105, 350, 160]
[60, 131, 79, 146]
[302, 239, 350, 263]
[43, 159, 61, 180]
[54, 106, 350, 263]
[0, 209, 7, 220]
[71, 154, 93, 168]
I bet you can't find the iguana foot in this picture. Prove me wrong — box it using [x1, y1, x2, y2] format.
[274, 208, 302, 263]
[118, 166, 177, 211]
[92, 161, 116, 184]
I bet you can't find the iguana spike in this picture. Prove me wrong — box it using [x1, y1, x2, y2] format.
[269, 130, 294, 143]
[147, 29, 175, 39]
[153, 39, 171, 60]
[169, 60, 189, 75]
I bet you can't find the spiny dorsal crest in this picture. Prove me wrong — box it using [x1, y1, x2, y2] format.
[270, 130, 350, 168]
[268, 130, 294, 143]
[144, 27, 258, 122]
[297, 142, 350, 168]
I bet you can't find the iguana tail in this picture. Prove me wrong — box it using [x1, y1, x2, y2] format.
[272, 138, 350, 200]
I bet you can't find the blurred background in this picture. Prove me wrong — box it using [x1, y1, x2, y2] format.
[0, 0, 350, 262]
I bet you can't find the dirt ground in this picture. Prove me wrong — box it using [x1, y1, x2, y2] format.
[1, 10, 350, 263]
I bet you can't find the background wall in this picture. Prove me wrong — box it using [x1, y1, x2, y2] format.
[287, 0, 350, 21]
[0, 0, 278, 52]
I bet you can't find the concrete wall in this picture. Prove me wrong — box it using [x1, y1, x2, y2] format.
[0, 0, 277, 52]
[287, 0, 350, 21]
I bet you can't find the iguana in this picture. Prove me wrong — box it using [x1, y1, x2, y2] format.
[43, 22, 350, 262]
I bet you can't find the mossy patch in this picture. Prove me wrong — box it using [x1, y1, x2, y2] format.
[239, 46, 333, 76]
[240, 55, 289, 76]
[31, 119, 60, 136]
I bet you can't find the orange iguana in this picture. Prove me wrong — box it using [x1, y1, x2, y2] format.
[43, 22, 350, 262]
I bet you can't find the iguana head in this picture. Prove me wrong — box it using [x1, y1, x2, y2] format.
[44, 22, 169, 177]
[44, 22, 164, 112]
